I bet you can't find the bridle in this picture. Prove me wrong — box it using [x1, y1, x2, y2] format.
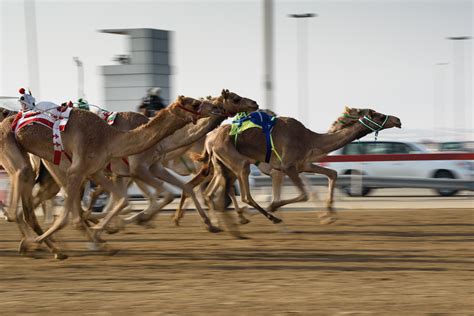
[175, 102, 203, 123]
[358, 114, 389, 141]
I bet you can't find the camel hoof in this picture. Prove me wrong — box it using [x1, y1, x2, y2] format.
[82, 210, 92, 220]
[135, 212, 153, 225]
[320, 216, 337, 225]
[105, 247, 120, 256]
[136, 217, 156, 229]
[6, 215, 17, 223]
[207, 225, 222, 233]
[239, 217, 250, 225]
[172, 217, 181, 227]
[18, 239, 28, 254]
[54, 253, 68, 260]
[105, 218, 124, 234]
[271, 216, 283, 224]
[105, 226, 121, 235]
[86, 241, 106, 251]
[267, 206, 277, 213]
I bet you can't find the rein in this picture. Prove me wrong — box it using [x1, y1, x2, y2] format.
[176, 103, 202, 116]
[175, 103, 203, 123]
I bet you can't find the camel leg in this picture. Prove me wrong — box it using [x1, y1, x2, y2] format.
[228, 184, 250, 225]
[0, 149, 21, 222]
[121, 164, 174, 226]
[209, 141, 282, 224]
[208, 162, 245, 238]
[134, 178, 160, 214]
[89, 172, 128, 240]
[33, 165, 61, 209]
[14, 167, 37, 240]
[35, 158, 89, 243]
[231, 160, 281, 224]
[4, 171, 21, 222]
[302, 163, 338, 224]
[148, 163, 220, 232]
[173, 163, 211, 226]
[32, 170, 60, 224]
[270, 169, 284, 206]
[124, 180, 174, 227]
[21, 184, 67, 259]
[267, 166, 308, 212]
[136, 177, 165, 215]
[13, 164, 66, 258]
[85, 183, 105, 211]
[301, 174, 320, 202]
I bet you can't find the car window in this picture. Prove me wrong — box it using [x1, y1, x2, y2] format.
[441, 142, 462, 151]
[342, 142, 418, 155]
[390, 143, 411, 154]
[364, 142, 392, 154]
[343, 143, 364, 155]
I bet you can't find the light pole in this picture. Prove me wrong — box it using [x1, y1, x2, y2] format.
[263, 0, 274, 111]
[288, 13, 316, 126]
[433, 62, 449, 134]
[446, 36, 472, 133]
[73, 56, 85, 100]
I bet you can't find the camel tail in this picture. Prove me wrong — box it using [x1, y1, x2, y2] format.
[190, 150, 209, 163]
[35, 161, 49, 184]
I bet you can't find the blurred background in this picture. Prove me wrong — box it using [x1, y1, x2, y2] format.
[0, 0, 472, 206]
[1, 0, 472, 138]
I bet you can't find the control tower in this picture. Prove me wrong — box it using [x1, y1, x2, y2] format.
[100, 28, 171, 112]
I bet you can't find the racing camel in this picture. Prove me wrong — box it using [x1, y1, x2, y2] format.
[172, 107, 371, 225]
[177, 108, 401, 231]
[25, 90, 259, 228]
[13, 95, 223, 248]
[0, 112, 67, 259]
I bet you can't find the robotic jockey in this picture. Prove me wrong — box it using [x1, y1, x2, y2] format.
[18, 88, 36, 111]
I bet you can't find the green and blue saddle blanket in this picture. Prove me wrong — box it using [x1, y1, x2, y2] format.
[229, 111, 282, 163]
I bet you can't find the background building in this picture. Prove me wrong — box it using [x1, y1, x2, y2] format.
[100, 28, 171, 112]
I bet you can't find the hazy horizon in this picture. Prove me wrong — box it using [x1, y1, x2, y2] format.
[1, 0, 472, 140]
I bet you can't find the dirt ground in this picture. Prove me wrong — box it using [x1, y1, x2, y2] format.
[0, 208, 473, 315]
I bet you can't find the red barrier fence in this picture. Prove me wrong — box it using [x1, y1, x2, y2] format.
[320, 153, 474, 163]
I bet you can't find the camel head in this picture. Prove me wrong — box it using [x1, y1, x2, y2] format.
[328, 106, 401, 133]
[361, 109, 402, 131]
[170, 95, 225, 124]
[216, 89, 259, 115]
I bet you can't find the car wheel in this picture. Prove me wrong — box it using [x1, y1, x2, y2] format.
[341, 170, 372, 197]
[434, 170, 458, 196]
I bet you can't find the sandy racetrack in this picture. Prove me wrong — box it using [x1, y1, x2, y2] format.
[1, 209, 473, 314]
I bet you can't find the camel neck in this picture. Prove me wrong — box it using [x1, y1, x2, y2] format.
[307, 122, 370, 162]
[157, 115, 226, 154]
[110, 107, 190, 158]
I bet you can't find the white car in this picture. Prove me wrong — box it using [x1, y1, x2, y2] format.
[319, 141, 474, 196]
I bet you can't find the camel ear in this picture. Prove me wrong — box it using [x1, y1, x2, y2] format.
[344, 106, 351, 113]
[177, 95, 185, 104]
[221, 89, 230, 99]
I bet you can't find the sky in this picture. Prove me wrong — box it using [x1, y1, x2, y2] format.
[0, 0, 472, 140]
